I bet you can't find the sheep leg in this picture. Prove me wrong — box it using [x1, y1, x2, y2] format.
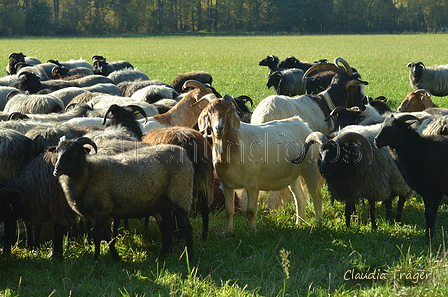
[345, 203, 355, 228]
[93, 218, 120, 262]
[288, 178, 307, 224]
[156, 209, 175, 260]
[423, 194, 443, 239]
[3, 218, 16, 254]
[369, 200, 377, 230]
[222, 186, 236, 232]
[396, 195, 406, 222]
[302, 173, 324, 221]
[198, 193, 210, 241]
[245, 188, 259, 230]
[52, 221, 64, 259]
[173, 206, 194, 261]
[384, 197, 393, 222]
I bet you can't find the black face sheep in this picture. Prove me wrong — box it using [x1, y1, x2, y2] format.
[0, 152, 78, 258]
[13, 72, 77, 94]
[266, 68, 306, 97]
[6, 52, 41, 75]
[92, 58, 134, 76]
[51, 137, 195, 261]
[375, 114, 448, 238]
[408, 62, 448, 97]
[102, 104, 148, 140]
[143, 126, 214, 241]
[258, 55, 281, 74]
[326, 106, 366, 133]
[292, 124, 414, 230]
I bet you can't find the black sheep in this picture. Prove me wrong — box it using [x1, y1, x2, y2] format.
[375, 114, 448, 238]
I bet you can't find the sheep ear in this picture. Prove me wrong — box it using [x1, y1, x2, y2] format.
[231, 111, 240, 132]
[198, 111, 209, 134]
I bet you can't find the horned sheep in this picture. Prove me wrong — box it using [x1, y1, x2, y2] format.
[292, 124, 414, 230]
[408, 62, 448, 97]
[51, 137, 195, 261]
[375, 114, 448, 238]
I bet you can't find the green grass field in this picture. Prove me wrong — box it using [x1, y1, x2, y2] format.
[0, 34, 448, 296]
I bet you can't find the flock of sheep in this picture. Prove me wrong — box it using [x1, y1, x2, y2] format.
[0, 51, 446, 261]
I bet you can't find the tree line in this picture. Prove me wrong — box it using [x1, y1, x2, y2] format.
[1, 0, 447, 35]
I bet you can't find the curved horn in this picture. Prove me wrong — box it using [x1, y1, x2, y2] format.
[182, 80, 208, 92]
[395, 114, 421, 124]
[224, 94, 243, 113]
[334, 57, 353, 77]
[325, 106, 346, 121]
[302, 62, 344, 83]
[75, 137, 98, 154]
[8, 112, 29, 121]
[333, 132, 373, 166]
[291, 132, 328, 164]
[102, 104, 118, 125]
[237, 95, 254, 106]
[127, 104, 148, 124]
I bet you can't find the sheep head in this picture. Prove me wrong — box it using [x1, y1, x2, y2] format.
[374, 114, 421, 149]
[397, 89, 435, 112]
[18, 72, 42, 94]
[102, 104, 148, 125]
[292, 131, 373, 176]
[51, 66, 69, 79]
[408, 61, 425, 85]
[325, 106, 365, 132]
[51, 137, 98, 177]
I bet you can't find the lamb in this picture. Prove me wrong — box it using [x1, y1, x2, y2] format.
[4, 92, 64, 114]
[292, 124, 414, 230]
[374, 114, 448, 238]
[106, 68, 149, 84]
[143, 127, 214, 240]
[92, 57, 134, 76]
[51, 137, 195, 261]
[198, 96, 323, 231]
[266, 68, 306, 96]
[171, 71, 213, 94]
[397, 89, 437, 112]
[408, 62, 448, 97]
[0, 152, 78, 258]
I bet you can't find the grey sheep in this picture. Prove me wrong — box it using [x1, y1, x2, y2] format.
[130, 85, 179, 104]
[4, 93, 64, 114]
[0, 129, 36, 254]
[51, 137, 195, 261]
[69, 75, 114, 87]
[0, 74, 21, 87]
[118, 79, 172, 97]
[408, 62, 448, 96]
[266, 68, 306, 96]
[92, 58, 134, 76]
[292, 124, 414, 230]
[83, 83, 121, 96]
[0, 152, 78, 258]
[106, 68, 149, 84]
[49, 87, 89, 107]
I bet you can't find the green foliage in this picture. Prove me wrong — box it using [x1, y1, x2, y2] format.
[0, 35, 448, 296]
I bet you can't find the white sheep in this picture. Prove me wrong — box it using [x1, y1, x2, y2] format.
[198, 96, 322, 231]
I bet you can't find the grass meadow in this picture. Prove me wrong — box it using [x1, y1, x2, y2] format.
[0, 34, 448, 296]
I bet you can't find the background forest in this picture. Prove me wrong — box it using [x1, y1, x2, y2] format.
[0, 0, 447, 35]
